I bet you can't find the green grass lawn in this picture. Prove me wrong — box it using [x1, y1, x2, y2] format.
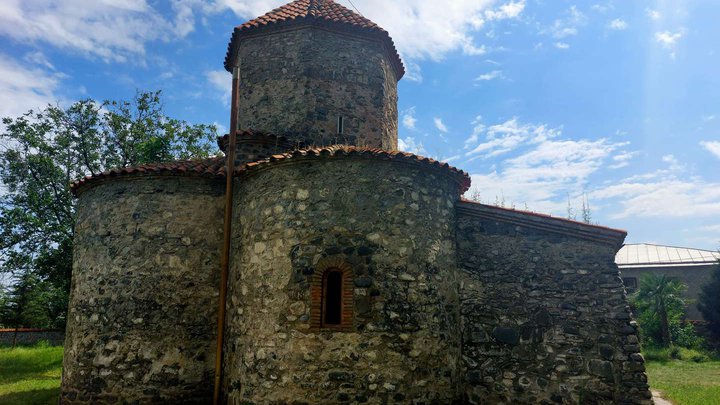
[646, 360, 720, 405]
[0, 343, 63, 405]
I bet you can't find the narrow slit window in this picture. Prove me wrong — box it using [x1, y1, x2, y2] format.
[322, 270, 343, 325]
[337, 116, 344, 135]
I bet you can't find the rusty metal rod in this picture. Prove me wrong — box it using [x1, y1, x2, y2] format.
[214, 65, 240, 405]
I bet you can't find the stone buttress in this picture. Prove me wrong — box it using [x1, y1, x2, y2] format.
[62, 170, 225, 404]
[222, 148, 469, 403]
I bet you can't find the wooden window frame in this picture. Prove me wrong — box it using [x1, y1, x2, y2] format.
[310, 257, 353, 331]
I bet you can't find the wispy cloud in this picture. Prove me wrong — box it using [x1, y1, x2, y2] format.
[0, 53, 64, 120]
[547, 6, 586, 39]
[592, 178, 720, 219]
[0, 0, 193, 63]
[205, 69, 230, 107]
[655, 30, 684, 58]
[555, 42, 570, 50]
[589, 154, 720, 220]
[475, 70, 504, 81]
[434, 117, 448, 133]
[402, 107, 417, 130]
[485, 1, 525, 21]
[610, 150, 639, 169]
[701, 141, 720, 159]
[398, 136, 426, 155]
[465, 117, 558, 158]
[214, 0, 524, 63]
[646, 8, 661, 20]
[608, 18, 628, 31]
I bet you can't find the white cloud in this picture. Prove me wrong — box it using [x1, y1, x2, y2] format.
[701, 141, 720, 159]
[656, 31, 683, 48]
[655, 30, 684, 58]
[23, 51, 55, 70]
[608, 18, 628, 31]
[609, 151, 639, 169]
[470, 141, 624, 212]
[464, 116, 485, 149]
[402, 61, 423, 82]
[206, 69, 230, 106]
[589, 153, 720, 219]
[485, 1, 525, 21]
[434, 117, 448, 133]
[465, 117, 563, 157]
[402, 107, 417, 130]
[0, 53, 64, 120]
[591, 4, 613, 13]
[0, 0, 197, 63]
[213, 121, 228, 136]
[662, 154, 685, 172]
[554, 42, 570, 50]
[703, 115, 716, 122]
[212, 0, 526, 64]
[475, 70, 504, 81]
[699, 224, 720, 233]
[591, 178, 720, 219]
[547, 6, 585, 39]
[646, 8, 661, 20]
[397, 136, 426, 155]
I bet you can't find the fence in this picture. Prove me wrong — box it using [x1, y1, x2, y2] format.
[0, 328, 65, 346]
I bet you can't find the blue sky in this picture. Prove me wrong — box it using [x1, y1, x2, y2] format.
[0, 0, 718, 249]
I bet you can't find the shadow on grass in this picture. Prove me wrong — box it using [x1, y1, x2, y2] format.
[0, 346, 64, 386]
[0, 387, 60, 405]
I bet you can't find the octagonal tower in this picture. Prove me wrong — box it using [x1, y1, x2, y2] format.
[224, 0, 404, 150]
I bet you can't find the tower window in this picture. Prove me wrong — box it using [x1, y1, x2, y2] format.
[309, 257, 354, 331]
[322, 270, 343, 325]
[337, 116, 344, 135]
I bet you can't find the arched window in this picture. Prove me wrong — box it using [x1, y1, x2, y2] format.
[322, 270, 343, 326]
[310, 257, 353, 331]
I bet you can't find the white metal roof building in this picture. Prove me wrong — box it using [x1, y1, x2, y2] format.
[616, 243, 720, 268]
[616, 243, 720, 320]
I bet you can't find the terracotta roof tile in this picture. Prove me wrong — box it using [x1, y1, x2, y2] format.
[71, 144, 470, 195]
[70, 157, 226, 195]
[224, 0, 404, 79]
[234, 145, 471, 193]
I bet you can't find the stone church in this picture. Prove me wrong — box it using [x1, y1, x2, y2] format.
[61, 0, 653, 403]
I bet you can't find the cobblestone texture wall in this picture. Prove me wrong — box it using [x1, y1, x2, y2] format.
[224, 157, 463, 404]
[61, 177, 224, 404]
[456, 206, 653, 404]
[234, 27, 399, 150]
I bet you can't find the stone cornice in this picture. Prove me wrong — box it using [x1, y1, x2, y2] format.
[457, 200, 627, 247]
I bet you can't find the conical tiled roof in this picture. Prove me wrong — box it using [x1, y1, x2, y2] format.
[224, 0, 404, 79]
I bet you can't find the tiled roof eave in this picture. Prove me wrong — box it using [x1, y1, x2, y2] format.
[234, 146, 471, 193]
[70, 146, 469, 197]
[70, 158, 226, 197]
[224, 15, 405, 80]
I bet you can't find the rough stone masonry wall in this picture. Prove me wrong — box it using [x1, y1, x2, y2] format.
[235, 27, 399, 150]
[456, 206, 653, 404]
[61, 176, 224, 404]
[223, 157, 463, 404]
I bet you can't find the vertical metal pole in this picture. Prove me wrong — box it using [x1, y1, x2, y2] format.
[214, 65, 240, 405]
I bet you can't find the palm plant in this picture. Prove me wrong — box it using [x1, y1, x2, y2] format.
[632, 273, 687, 347]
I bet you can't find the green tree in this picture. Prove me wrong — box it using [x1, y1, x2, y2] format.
[632, 273, 688, 347]
[698, 258, 720, 342]
[0, 91, 219, 329]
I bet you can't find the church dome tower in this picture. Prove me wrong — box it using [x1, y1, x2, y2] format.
[224, 0, 404, 150]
